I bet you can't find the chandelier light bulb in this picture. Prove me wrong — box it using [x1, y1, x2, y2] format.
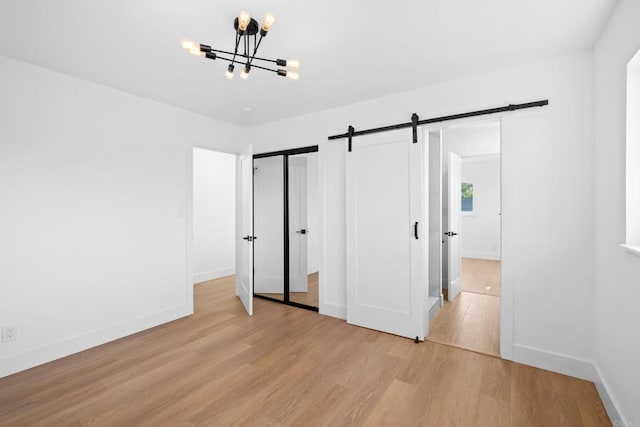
[286, 70, 299, 81]
[238, 11, 251, 32]
[226, 64, 235, 80]
[241, 65, 251, 80]
[286, 59, 300, 70]
[181, 39, 198, 51]
[262, 13, 276, 32]
[189, 46, 204, 57]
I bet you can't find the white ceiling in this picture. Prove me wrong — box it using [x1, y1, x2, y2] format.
[0, 0, 616, 126]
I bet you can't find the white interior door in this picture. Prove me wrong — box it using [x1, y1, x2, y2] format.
[447, 151, 462, 301]
[253, 156, 285, 294]
[428, 130, 443, 311]
[288, 156, 308, 292]
[346, 129, 427, 340]
[236, 144, 253, 315]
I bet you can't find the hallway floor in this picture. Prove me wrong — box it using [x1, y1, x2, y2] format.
[428, 291, 501, 356]
[429, 257, 501, 355]
[462, 257, 501, 296]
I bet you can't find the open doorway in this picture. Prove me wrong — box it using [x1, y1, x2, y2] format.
[427, 121, 501, 356]
[192, 147, 237, 298]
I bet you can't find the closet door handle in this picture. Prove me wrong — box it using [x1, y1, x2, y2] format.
[414, 222, 419, 239]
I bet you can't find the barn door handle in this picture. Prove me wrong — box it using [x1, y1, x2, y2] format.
[414, 222, 419, 239]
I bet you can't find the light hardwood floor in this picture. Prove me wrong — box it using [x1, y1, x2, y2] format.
[428, 291, 501, 356]
[0, 276, 610, 426]
[462, 257, 501, 296]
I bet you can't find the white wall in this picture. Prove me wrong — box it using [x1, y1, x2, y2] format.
[0, 54, 244, 378]
[460, 155, 501, 260]
[441, 121, 501, 211]
[593, 0, 640, 424]
[193, 148, 236, 283]
[250, 51, 596, 380]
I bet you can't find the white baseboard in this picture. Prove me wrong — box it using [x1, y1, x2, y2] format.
[461, 252, 501, 261]
[193, 267, 235, 284]
[593, 364, 627, 426]
[320, 303, 346, 320]
[512, 344, 594, 381]
[0, 305, 191, 379]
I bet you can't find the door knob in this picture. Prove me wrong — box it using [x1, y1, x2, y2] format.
[242, 236, 256, 241]
[444, 231, 458, 237]
[296, 229, 307, 234]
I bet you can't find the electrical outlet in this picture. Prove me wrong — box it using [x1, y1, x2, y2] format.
[2, 325, 18, 343]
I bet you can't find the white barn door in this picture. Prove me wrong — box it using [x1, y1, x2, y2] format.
[236, 144, 254, 315]
[346, 129, 427, 340]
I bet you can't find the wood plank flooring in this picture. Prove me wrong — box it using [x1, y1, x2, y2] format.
[462, 257, 501, 296]
[428, 291, 501, 356]
[0, 276, 610, 426]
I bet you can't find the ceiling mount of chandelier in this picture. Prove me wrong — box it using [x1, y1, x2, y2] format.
[181, 11, 300, 81]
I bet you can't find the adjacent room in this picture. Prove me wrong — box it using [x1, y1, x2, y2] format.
[1, 1, 639, 425]
[428, 121, 502, 356]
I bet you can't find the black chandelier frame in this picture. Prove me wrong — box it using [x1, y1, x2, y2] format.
[185, 14, 299, 80]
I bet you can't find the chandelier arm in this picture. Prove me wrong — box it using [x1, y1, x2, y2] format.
[246, 62, 279, 74]
[211, 53, 279, 74]
[231, 32, 241, 65]
[247, 35, 264, 68]
[209, 48, 279, 65]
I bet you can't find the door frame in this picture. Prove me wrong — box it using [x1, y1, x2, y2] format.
[253, 145, 319, 312]
[421, 118, 511, 359]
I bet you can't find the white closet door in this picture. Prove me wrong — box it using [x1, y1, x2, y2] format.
[253, 156, 285, 294]
[346, 129, 427, 340]
[447, 152, 462, 301]
[288, 157, 309, 292]
[236, 144, 254, 315]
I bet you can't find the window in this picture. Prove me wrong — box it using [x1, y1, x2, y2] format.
[461, 182, 473, 213]
[625, 48, 640, 256]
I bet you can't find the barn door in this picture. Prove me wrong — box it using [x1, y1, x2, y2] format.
[346, 129, 427, 340]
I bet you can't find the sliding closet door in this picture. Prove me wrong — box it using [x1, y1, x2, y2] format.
[346, 130, 427, 340]
[288, 156, 309, 293]
[253, 156, 285, 299]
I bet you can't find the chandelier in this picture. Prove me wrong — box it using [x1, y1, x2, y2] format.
[181, 11, 300, 80]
